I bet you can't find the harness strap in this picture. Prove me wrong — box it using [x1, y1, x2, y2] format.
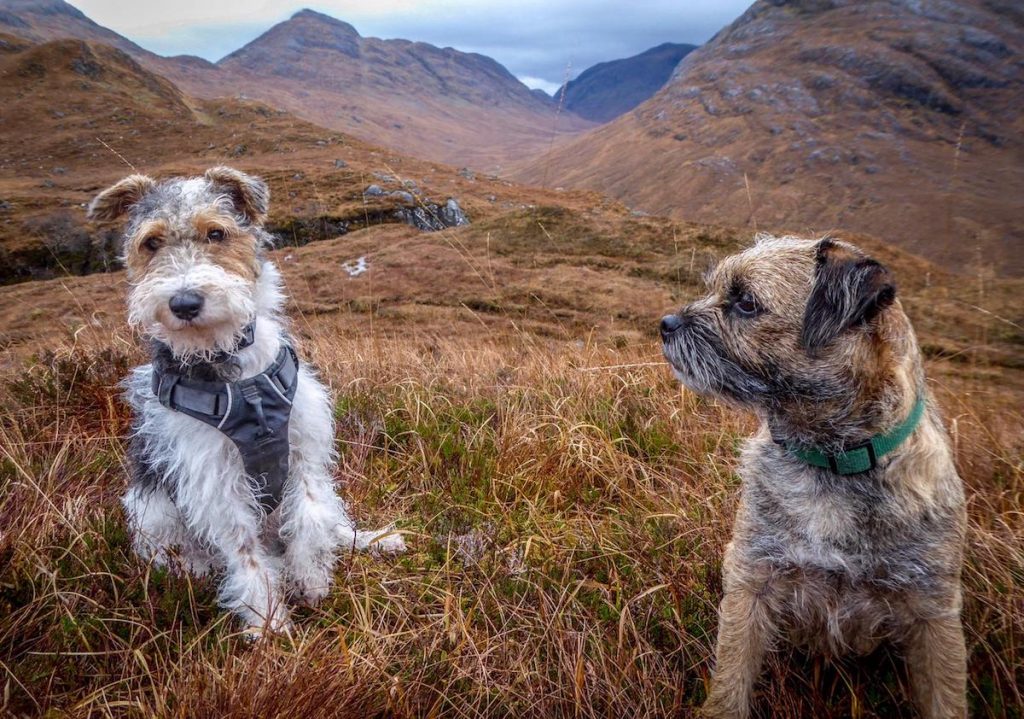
[151, 344, 297, 420]
[153, 373, 228, 418]
[151, 343, 300, 513]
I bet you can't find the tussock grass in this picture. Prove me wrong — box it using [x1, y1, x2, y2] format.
[0, 330, 1020, 718]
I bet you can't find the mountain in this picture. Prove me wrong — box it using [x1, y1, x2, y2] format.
[0, 0, 149, 55]
[559, 42, 697, 122]
[0, 2, 594, 170]
[530, 87, 554, 105]
[517, 0, 1024, 276]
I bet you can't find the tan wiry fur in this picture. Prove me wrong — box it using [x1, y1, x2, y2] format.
[661, 235, 967, 718]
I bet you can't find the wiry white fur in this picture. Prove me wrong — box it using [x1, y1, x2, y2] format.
[123, 260, 404, 632]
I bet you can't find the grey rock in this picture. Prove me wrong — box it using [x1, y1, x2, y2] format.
[363, 184, 385, 197]
[440, 198, 469, 227]
[393, 197, 470, 232]
[333, 159, 348, 168]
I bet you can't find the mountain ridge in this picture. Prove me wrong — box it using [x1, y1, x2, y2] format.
[517, 0, 1024, 275]
[0, 0, 593, 170]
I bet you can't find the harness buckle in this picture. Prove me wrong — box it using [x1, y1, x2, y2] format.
[240, 383, 271, 437]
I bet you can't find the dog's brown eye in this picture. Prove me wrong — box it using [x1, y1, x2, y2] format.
[733, 292, 760, 317]
[206, 228, 226, 242]
[142, 236, 162, 252]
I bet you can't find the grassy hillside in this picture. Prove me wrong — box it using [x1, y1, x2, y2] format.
[0, 203, 1021, 717]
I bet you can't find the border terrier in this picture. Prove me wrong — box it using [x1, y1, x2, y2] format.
[660, 235, 967, 718]
[89, 167, 404, 635]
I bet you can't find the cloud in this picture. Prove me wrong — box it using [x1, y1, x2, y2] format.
[517, 76, 562, 95]
[73, 0, 753, 83]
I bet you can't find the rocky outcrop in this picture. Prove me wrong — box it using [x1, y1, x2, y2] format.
[394, 198, 469, 231]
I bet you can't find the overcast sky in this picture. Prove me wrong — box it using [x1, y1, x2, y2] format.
[72, 0, 752, 93]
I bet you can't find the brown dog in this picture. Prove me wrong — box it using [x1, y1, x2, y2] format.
[660, 235, 967, 718]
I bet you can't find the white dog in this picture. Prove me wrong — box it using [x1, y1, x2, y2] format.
[89, 167, 404, 634]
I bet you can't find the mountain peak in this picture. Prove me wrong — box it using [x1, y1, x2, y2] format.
[288, 9, 360, 36]
[220, 7, 361, 65]
[0, 0, 88, 21]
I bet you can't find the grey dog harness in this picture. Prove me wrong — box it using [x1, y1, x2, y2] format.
[152, 343, 299, 513]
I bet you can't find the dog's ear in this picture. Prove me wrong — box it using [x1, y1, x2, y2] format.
[205, 166, 270, 223]
[87, 174, 155, 221]
[801, 238, 897, 352]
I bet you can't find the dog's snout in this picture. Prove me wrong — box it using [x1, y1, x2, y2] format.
[169, 290, 205, 321]
[660, 314, 685, 340]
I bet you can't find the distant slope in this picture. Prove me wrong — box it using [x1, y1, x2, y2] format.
[0, 0, 209, 76]
[518, 0, 1024, 276]
[200, 10, 593, 170]
[0, 2, 594, 170]
[559, 42, 696, 122]
[0, 0, 148, 55]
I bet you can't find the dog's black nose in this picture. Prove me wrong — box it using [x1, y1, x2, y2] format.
[169, 291, 204, 321]
[660, 314, 684, 339]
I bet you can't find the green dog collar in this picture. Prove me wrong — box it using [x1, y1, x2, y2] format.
[784, 396, 926, 475]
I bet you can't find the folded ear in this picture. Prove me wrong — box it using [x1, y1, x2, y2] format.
[801, 238, 897, 353]
[87, 174, 155, 221]
[205, 166, 269, 223]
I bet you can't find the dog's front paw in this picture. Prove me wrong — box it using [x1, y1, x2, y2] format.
[241, 618, 293, 642]
[291, 577, 332, 607]
[701, 692, 749, 719]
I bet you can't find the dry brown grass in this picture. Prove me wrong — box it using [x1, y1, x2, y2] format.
[0, 317, 1021, 718]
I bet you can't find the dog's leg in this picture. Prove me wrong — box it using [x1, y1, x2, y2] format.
[122, 482, 216, 575]
[905, 611, 967, 719]
[122, 483, 187, 568]
[702, 588, 773, 719]
[180, 484, 290, 633]
[279, 460, 348, 607]
[280, 371, 404, 607]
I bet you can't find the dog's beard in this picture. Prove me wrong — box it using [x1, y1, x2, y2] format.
[128, 252, 256, 362]
[662, 321, 769, 405]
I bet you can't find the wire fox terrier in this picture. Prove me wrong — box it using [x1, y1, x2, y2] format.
[89, 166, 404, 634]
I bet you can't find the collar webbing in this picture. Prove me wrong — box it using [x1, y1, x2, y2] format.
[784, 396, 926, 475]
